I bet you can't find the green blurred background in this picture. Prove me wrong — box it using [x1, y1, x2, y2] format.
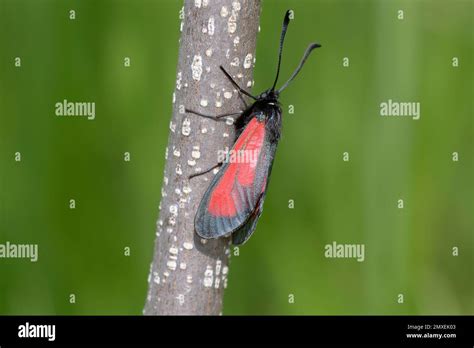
[0, 0, 472, 315]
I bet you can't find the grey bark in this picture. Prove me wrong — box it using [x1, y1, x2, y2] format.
[144, 0, 261, 315]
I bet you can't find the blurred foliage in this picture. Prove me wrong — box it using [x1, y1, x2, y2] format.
[0, 0, 472, 315]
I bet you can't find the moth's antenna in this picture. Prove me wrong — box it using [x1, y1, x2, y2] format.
[278, 43, 321, 93]
[271, 10, 292, 92]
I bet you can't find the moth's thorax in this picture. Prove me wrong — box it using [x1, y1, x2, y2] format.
[248, 98, 282, 143]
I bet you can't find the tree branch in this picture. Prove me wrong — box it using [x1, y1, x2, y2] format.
[144, 0, 261, 315]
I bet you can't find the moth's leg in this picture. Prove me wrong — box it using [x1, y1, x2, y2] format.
[188, 162, 223, 180]
[185, 108, 242, 121]
[220, 66, 251, 109]
[219, 66, 256, 101]
[237, 93, 248, 109]
[186, 66, 253, 120]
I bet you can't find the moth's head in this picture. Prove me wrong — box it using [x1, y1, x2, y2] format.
[257, 88, 279, 102]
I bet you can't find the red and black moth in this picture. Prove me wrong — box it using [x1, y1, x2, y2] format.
[187, 10, 321, 245]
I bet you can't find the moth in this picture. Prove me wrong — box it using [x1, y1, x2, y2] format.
[187, 10, 321, 244]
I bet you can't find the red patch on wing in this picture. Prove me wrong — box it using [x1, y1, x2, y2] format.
[208, 118, 266, 217]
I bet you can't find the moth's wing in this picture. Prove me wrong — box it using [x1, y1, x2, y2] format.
[231, 141, 277, 245]
[195, 117, 274, 239]
[231, 191, 265, 245]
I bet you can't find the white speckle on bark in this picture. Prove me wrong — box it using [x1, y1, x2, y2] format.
[247, 80, 252, 87]
[194, 0, 201, 8]
[203, 265, 214, 288]
[258, 25, 261, 32]
[225, 49, 230, 59]
[161, 188, 167, 197]
[223, 277, 228, 288]
[182, 117, 191, 136]
[191, 55, 203, 81]
[214, 277, 220, 289]
[224, 91, 232, 99]
[244, 53, 253, 68]
[175, 188, 182, 195]
[201, 238, 208, 244]
[225, 116, 234, 124]
[215, 259, 222, 275]
[169, 215, 177, 226]
[169, 246, 179, 255]
[187, 275, 193, 284]
[200, 99, 208, 107]
[215, 100, 223, 108]
[183, 185, 192, 194]
[202, 27, 207, 34]
[164, 271, 170, 277]
[212, 168, 220, 174]
[206, 48, 213, 57]
[192, 146, 201, 159]
[164, 177, 169, 185]
[176, 71, 182, 90]
[172, 92, 176, 103]
[153, 272, 160, 284]
[230, 57, 240, 67]
[179, 7, 185, 32]
[173, 147, 181, 157]
[223, 132, 229, 137]
[220, 6, 229, 17]
[169, 204, 178, 216]
[237, 73, 243, 78]
[233, 36, 240, 46]
[166, 227, 173, 233]
[205, 66, 211, 72]
[228, 12, 237, 33]
[188, 159, 196, 166]
[232, 1, 241, 11]
[179, 197, 188, 208]
[169, 121, 176, 133]
[208, 16, 215, 35]
[180, 262, 187, 270]
[176, 294, 185, 305]
[175, 164, 183, 176]
[222, 266, 229, 275]
[165, 147, 169, 159]
[183, 242, 194, 250]
[201, 127, 208, 134]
